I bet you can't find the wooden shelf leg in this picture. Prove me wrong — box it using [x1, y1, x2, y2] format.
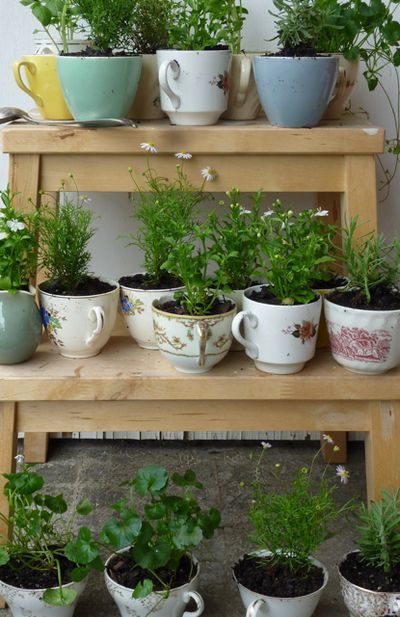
[365, 401, 400, 503]
[0, 402, 17, 609]
[23, 432, 49, 463]
[340, 155, 378, 231]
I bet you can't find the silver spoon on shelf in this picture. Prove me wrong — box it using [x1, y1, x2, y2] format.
[0, 107, 137, 128]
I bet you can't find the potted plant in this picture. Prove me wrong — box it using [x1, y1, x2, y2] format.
[102, 464, 221, 617]
[233, 439, 353, 617]
[56, 0, 142, 120]
[253, 0, 339, 127]
[324, 217, 400, 374]
[0, 457, 102, 617]
[156, 0, 243, 125]
[128, 0, 170, 121]
[119, 146, 208, 350]
[14, 0, 84, 119]
[0, 187, 42, 365]
[232, 201, 332, 374]
[208, 187, 263, 349]
[38, 184, 119, 358]
[338, 488, 400, 617]
[152, 210, 237, 374]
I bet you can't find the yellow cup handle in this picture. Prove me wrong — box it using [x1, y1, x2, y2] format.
[13, 61, 43, 109]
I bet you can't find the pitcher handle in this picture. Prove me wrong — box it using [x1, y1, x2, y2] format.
[231, 311, 258, 359]
[86, 306, 104, 346]
[13, 60, 43, 109]
[246, 598, 266, 617]
[158, 59, 181, 110]
[235, 56, 252, 107]
[182, 590, 204, 617]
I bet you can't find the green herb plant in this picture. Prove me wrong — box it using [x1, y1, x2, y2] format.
[355, 488, 400, 573]
[259, 200, 335, 304]
[0, 187, 40, 292]
[208, 188, 263, 291]
[101, 464, 221, 604]
[38, 183, 95, 294]
[246, 439, 353, 576]
[126, 151, 206, 286]
[73, 0, 136, 53]
[131, 0, 170, 54]
[168, 0, 247, 51]
[341, 217, 400, 304]
[20, 0, 82, 54]
[0, 459, 102, 606]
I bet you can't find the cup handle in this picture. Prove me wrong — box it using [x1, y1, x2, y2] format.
[235, 56, 252, 107]
[246, 598, 266, 617]
[158, 59, 181, 110]
[13, 60, 44, 109]
[35, 44, 54, 55]
[182, 590, 204, 617]
[86, 306, 104, 346]
[231, 311, 258, 359]
[197, 321, 208, 368]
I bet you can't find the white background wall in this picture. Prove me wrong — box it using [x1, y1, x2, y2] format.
[0, 0, 399, 280]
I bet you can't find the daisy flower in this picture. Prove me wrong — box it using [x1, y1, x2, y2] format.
[261, 210, 274, 218]
[0, 212, 5, 218]
[175, 151, 192, 160]
[322, 433, 334, 444]
[7, 219, 25, 232]
[0, 232, 8, 240]
[14, 454, 25, 464]
[314, 207, 329, 217]
[336, 465, 350, 484]
[261, 441, 272, 449]
[239, 207, 251, 215]
[140, 142, 157, 154]
[201, 166, 217, 182]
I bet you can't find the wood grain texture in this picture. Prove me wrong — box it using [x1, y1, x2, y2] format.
[23, 432, 49, 463]
[0, 402, 17, 607]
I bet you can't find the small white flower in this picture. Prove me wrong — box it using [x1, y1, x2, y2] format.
[336, 464, 350, 484]
[322, 433, 334, 444]
[14, 454, 24, 464]
[140, 142, 157, 153]
[0, 201, 5, 210]
[261, 441, 272, 449]
[314, 208, 329, 217]
[175, 151, 192, 160]
[261, 210, 274, 218]
[0, 212, 5, 219]
[239, 207, 251, 215]
[7, 219, 25, 232]
[201, 166, 217, 182]
[0, 232, 8, 240]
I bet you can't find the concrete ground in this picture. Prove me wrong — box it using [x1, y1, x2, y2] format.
[2, 439, 364, 616]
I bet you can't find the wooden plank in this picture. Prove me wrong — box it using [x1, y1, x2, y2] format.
[365, 401, 400, 502]
[1, 119, 384, 155]
[8, 154, 41, 211]
[23, 432, 49, 463]
[38, 154, 346, 194]
[341, 155, 378, 231]
[17, 399, 370, 433]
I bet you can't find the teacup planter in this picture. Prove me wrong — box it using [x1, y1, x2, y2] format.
[0, 286, 42, 364]
[157, 49, 231, 125]
[0, 577, 86, 617]
[39, 278, 119, 358]
[313, 276, 347, 349]
[232, 285, 321, 374]
[253, 55, 339, 127]
[56, 56, 142, 120]
[233, 551, 329, 617]
[119, 273, 184, 349]
[152, 294, 236, 373]
[222, 53, 261, 121]
[323, 55, 359, 120]
[324, 294, 400, 374]
[105, 550, 204, 617]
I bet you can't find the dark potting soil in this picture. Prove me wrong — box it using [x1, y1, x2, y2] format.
[119, 273, 182, 291]
[339, 551, 400, 592]
[233, 554, 324, 598]
[61, 47, 138, 57]
[107, 552, 196, 591]
[0, 555, 75, 590]
[41, 277, 116, 297]
[246, 285, 318, 306]
[327, 285, 400, 311]
[267, 44, 319, 58]
[311, 275, 347, 290]
[158, 297, 234, 316]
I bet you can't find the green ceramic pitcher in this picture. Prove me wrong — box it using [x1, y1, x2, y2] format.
[0, 288, 42, 364]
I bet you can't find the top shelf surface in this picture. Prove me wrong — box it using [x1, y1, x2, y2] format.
[0, 337, 399, 402]
[1, 116, 384, 155]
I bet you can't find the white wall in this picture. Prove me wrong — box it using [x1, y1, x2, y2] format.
[1, 0, 399, 283]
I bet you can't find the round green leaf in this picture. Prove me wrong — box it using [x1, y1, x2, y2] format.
[42, 587, 77, 606]
[132, 465, 168, 496]
[132, 579, 153, 599]
[76, 497, 93, 516]
[101, 514, 142, 549]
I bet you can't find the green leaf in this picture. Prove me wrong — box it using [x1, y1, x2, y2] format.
[144, 502, 166, 520]
[64, 527, 99, 564]
[43, 587, 77, 607]
[172, 469, 203, 489]
[44, 494, 68, 513]
[70, 565, 90, 582]
[4, 471, 44, 495]
[101, 513, 142, 549]
[132, 579, 153, 599]
[133, 538, 171, 570]
[132, 465, 168, 497]
[76, 497, 93, 516]
[31, 4, 53, 26]
[174, 524, 203, 549]
[0, 547, 10, 566]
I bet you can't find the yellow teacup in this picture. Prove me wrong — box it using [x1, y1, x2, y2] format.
[13, 54, 72, 120]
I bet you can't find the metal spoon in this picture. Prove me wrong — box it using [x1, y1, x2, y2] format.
[0, 107, 137, 128]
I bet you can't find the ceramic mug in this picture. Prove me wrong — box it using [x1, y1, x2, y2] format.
[157, 49, 231, 125]
[222, 53, 262, 120]
[13, 54, 72, 120]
